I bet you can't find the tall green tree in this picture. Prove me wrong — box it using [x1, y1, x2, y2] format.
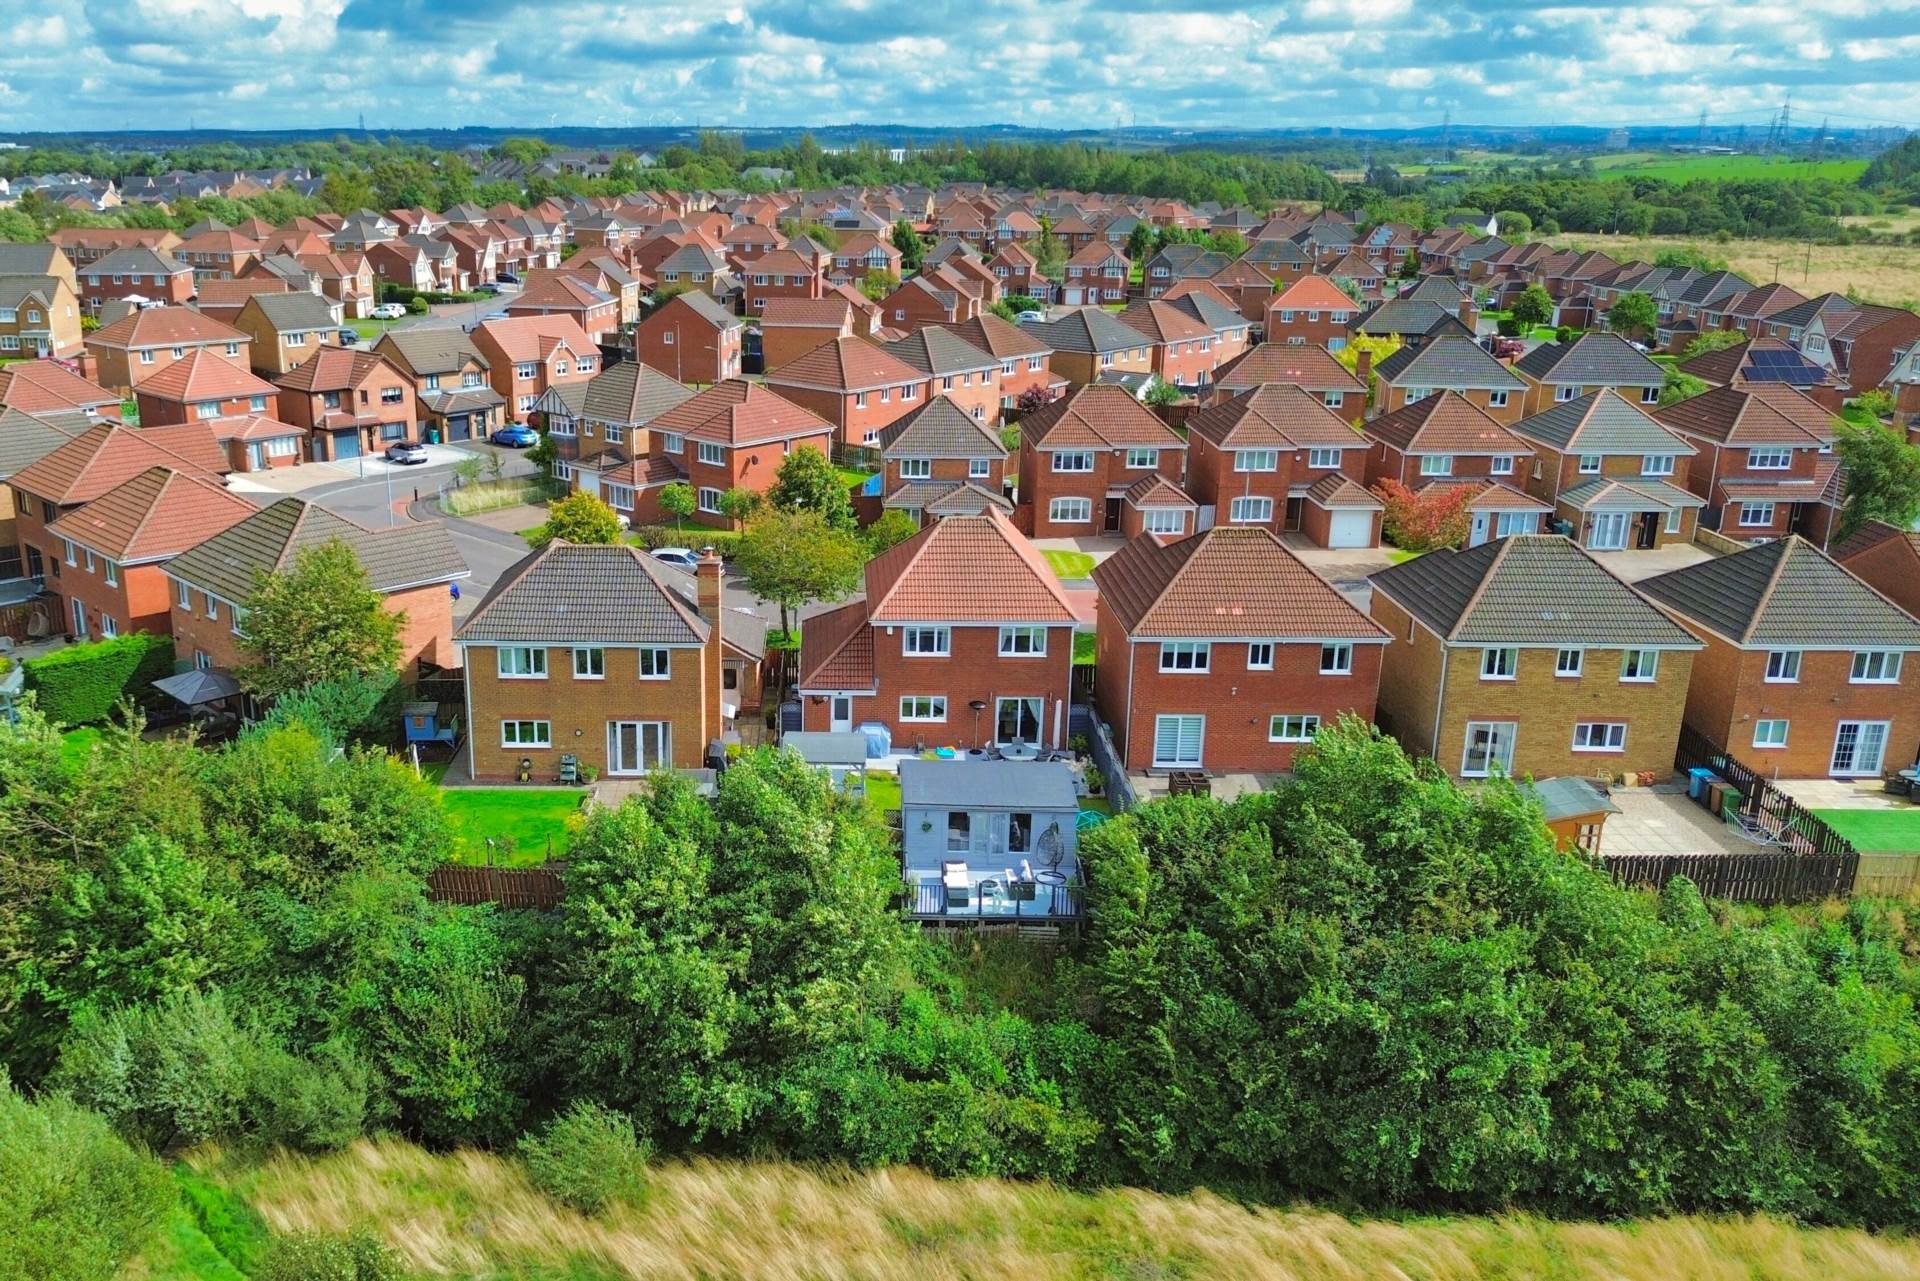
[238, 541, 402, 699]
[1605, 290, 1657, 339]
[734, 510, 865, 635]
[768, 445, 856, 531]
[659, 481, 696, 530]
[1836, 418, 1920, 538]
[891, 219, 924, 273]
[1125, 222, 1154, 266]
[1510, 283, 1555, 330]
[532, 490, 623, 547]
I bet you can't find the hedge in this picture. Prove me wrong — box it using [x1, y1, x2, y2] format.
[627, 525, 746, 556]
[24, 633, 176, 725]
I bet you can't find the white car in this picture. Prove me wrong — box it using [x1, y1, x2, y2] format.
[1016, 310, 1046, 324]
[650, 547, 699, 570]
[370, 303, 407, 320]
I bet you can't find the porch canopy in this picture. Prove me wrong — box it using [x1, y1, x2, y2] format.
[153, 668, 242, 706]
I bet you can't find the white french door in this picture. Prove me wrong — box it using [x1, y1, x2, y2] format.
[1588, 511, 1629, 551]
[1153, 714, 1204, 768]
[1461, 721, 1517, 777]
[607, 720, 669, 775]
[1831, 721, 1889, 777]
[70, 596, 87, 639]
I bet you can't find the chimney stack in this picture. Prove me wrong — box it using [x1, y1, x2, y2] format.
[1354, 346, 1372, 384]
[1459, 295, 1479, 333]
[697, 546, 725, 745]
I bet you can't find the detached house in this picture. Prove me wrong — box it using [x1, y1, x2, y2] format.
[1115, 299, 1220, 390]
[84, 306, 251, 395]
[1654, 384, 1838, 543]
[1027, 308, 1153, 390]
[1092, 526, 1387, 772]
[133, 349, 280, 427]
[882, 326, 1002, 425]
[1362, 391, 1534, 492]
[797, 510, 1082, 749]
[1639, 536, 1920, 779]
[1185, 384, 1375, 546]
[470, 315, 598, 422]
[742, 248, 826, 314]
[374, 328, 503, 444]
[876, 394, 1012, 524]
[1017, 384, 1187, 538]
[232, 292, 345, 378]
[1372, 337, 1526, 423]
[504, 271, 620, 342]
[1059, 243, 1129, 306]
[1210, 343, 1364, 412]
[274, 347, 421, 461]
[634, 290, 743, 384]
[1510, 391, 1704, 552]
[763, 336, 930, 448]
[1263, 275, 1357, 350]
[456, 544, 759, 781]
[1511, 332, 1666, 416]
[1369, 534, 1701, 780]
[938, 313, 1060, 411]
[77, 247, 193, 314]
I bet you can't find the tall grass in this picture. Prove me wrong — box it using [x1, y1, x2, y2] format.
[180, 1138, 1920, 1281]
[440, 478, 561, 517]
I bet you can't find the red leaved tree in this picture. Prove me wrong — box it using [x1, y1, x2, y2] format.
[1374, 479, 1475, 552]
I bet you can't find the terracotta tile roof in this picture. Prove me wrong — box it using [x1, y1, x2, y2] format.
[274, 346, 400, 393]
[883, 480, 1014, 516]
[223, 414, 304, 441]
[937, 313, 1050, 359]
[89, 306, 248, 350]
[10, 424, 224, 506]
[797, 599, 876, 691]
[766, 336, 926, 393]
[1270, 274, 1357, 313]
[0, 362, 120, 414]
[46, 464, 256, 563]
[1122, 475, 1196, 508]
[1187, 384, 1365, 450]
[647, 379, 832, 446]
[1020, 384, 1185, 451]
[759, 297, 854, 329]
[1093, 525, 1385, 639]
[1653, 384, 1832, 447]
[137, 349, 278, 403]
[471, 314, 596, 363]
[1212, 344, 1363, 395]
[864, 509, 1079, 625]
[1116, 299, 1213, 345]
[1366, 391, 1532, 455]
[196, 278, 291, 309]
[1304, 474, 1382, 509]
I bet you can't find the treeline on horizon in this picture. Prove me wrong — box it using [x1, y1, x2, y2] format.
[2, 130, 1917, 247]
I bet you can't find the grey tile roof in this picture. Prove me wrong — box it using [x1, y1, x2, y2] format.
[243, 292, 339, 329]
[883, 326, 996, 376]
[899, 758, 1078, 811]
[1029, 308, 1149, 354]
[1513, 332, 1665, 385]
[884, 480, 1013, 514]
[1369, 534, 1700, 647]
[457, 541, 710, 646]
[1375, 337, 1525, 390]
[167, 498, 467, 602]
[876, 394, 1005, 457]
[0, 406, 91, 480]
[674, 289, 743, 330]
[1167, 291, 1245, 333]
[377, 328, 489, 375]
[1637, 535, 1920, 648]
[1556, 477, 1705, 511]
[1511, 390, 1696, 455]
[581, 361, 694, 426]
[1353, 299, 1474, 340]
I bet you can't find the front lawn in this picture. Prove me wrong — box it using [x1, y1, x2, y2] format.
[1044, 549, 1096, 579]
[836, 466, 876, 490]
[1812, 808, 1920, 854]
[1385, 547, 1423, 564]
[440, 787, 586, 866]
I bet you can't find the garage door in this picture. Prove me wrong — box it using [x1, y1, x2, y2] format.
[1327, 510, 1372, 548]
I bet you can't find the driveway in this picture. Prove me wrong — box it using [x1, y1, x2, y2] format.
[1589, 542, 1718, 582]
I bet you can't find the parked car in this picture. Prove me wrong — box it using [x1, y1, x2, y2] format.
[1016, 310, 1046, 323]
[489, 424, 539, 448]
[384, 441, 430, 465]
[337, 328, 362, 345]
[497, 271, 520, 285]
[649, 547, 699, 570]
[475, 282, 502, 295]
[370, 302, 407, 320]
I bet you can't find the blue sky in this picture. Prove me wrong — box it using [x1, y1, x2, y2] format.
[2, 0, 1918, 135]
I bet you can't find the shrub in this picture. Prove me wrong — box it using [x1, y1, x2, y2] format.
[1375, 478, 1474, 552]
[254, 1230, 405, 1281]
[518, 1101, 651, 1214]
[24, 632, 174, 725]
[627, 524, 746, 556]
[0, 1073, 175, 1281]
[406, 296, 428, 315]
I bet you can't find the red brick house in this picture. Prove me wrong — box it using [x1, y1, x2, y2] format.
[633, 290, 743, 384]
[1372, 336, 1527, 424]
[1639, 536, 1920, 778]
[470, 315, 599, 422]
[597, 379, 835, 527]
[830, 232, 903, 284]
[133, 349, 280, 427]
[1186, 384, 1374, 545]
[84, 306, 251, 396]
[938, 313, 1061, 412]
[1802, 303, 1920, 397]
[797, 510, 1083, 749]
[878, 272, 976, 332]
[1116, 299, 1221, 390]
[1017, 384, 1188, 538]
[1210, 343, 1364, 413]
[274, 347, 421, 461]
[1654, 384, 1838, 543]
[742, 248, 826, 314]
[504, 271, 621, 342]
[882, 327, 1002, 426]
[1835, 521, 1920, 621]
[763, 336, 931, 448]
[76, 247, 194, 314]
[44, 465, 256, 639]
[1362, 391, 1535, 491]
[987, 243, 1052, 301]
[875, 394, 1012, 525]
[1092, 525, 1387, 772]
[1208, 257, 1275, 323]
[1263, 275, 1358, 351]
[1059, 243, 1129, 305]
[758, 297, 858, 373]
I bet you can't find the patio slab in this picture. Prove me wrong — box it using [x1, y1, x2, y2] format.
[1588, 542, 1717, 582]
[1775, 778, 1911, 811]
[1600, 787, 1756, 856]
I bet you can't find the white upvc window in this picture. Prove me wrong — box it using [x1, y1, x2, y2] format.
[1487, 389, 1509, 408]
[1481, 647, 1518, 680]
[1851, 650, 1903, 684]
[1753, 719, 1790, 748]
[1765, 650, 1800, 682]
[497, 646, 547, 678]
[902, 626, 951, 657]
[1642, 454, 1675, 477]
[1235, 448, 1278, 472]
[899, 458, 932, 479]
[573, 647, 605, 679]
[1141, 508, 1185, 535]
[604, 484, 635, 511]
[1052, 450, 1094, 472]
[1747, 447, 1793, 470]
[1665, 506, 1683, 534]
[658, 431, 684, 454]
[104, 559, 118, 586]
[1306, 447, 1341, 469]
[637, 647, 672, 679]
[1489, 455, 1514, 475]
[1620, 649, 1660, 682]
[176, 579, 191, 609]
[968, 457, 991, 479]
[1555, 647, 1583, 677]
[998, 626, 1047, 657]
[1269, 714, 1321, 743]
[1152, 713, 1205, 767]
[697, 441, 725, 466]
[1556, 384, 1579, 402]
[1247, 642, 1274, 670]
[1319, 643, 1353, 674]
[1159, 641, 1210, 672]
[1419, 454, 1453, 476]
[1125, 447, 1159, 469]
[1049, 497, 1093, 523]
[1739, 502, 1776, 527]
[697, 486, 722, 513]
[1578, 454, 1602, 474]
[1641, 386, 1661, 405]
[1228, 496, 1273, 523]
[501, 719, 551, 748]
[1572, 722, 1627, 752]
[899, 695, 948, 722]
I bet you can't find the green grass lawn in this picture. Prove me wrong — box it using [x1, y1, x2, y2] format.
[1044, 549, 1095, 579]
[862, 772, 901, 818]
[440, 787, 586, 866]
[1587, 152, 1869, 184]
[60, 726, 105, 768]
[1385, 547, 1422, 563]
[1812, 808, 1920, 854]
[836, 466, 876, 490]
[1073, 631, 1096, 665]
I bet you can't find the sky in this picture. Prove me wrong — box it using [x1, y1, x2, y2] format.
[2, 0, 1919, 136]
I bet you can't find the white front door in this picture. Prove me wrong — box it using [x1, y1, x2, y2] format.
[1469, 512, 1490, 546]
[607, 720, 669, 775]
[1831, 721, 1890, 777]
[1588, 511, 1629, 551]
[829, 696, 853, 733]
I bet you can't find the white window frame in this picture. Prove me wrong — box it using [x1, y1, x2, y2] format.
[1481, 647, 1518, 680]
[1739, 502, 1776, 527]
[1460, 721, 1517, 778]
[1753, 719, 1790, 748]
[638, 647, 672, 680]
[1268, 714, 1321, 743]
[1578, 454, 1602, 474]
[697, 441, 725, 466]
[572, 647, 605, 680]
[1620, 649, 1660, 682]
[1419, 454, 1453, 477]
[501, 719, 552, 748]
[1555, 648, 1583, 677]
[1764, 650, 1800, 683]
[1158, 641, 1211, 673]
[1228, 496, 1273, 524]
[1152, 713, 1205, 767]
[1641, 454, 1675, 477]
[1572, 722, 1628, 752]
[1124, 447, 1159, 469]
[1487, 389, 1510, 409]
[497, 646, 548, 678]
[899, 695, 948, 722]
[902, 626, 951, 657]
[1319, 643, 1353, 675]
[1747, 447, 1793, 470]
[968, 457, 992, 479]
[899, 458, 932, 480]
[1049, 497, 1093, 524]
[1306, 447, 1341, 469]
[1141, 507, 1185, 535]
[1851, 650, 1903, 684]
[1051, 450, 1094, 473]
[1234, 448, 1279, 473]
[998, 626, 1048, 657]
[697, 486, 723, 513]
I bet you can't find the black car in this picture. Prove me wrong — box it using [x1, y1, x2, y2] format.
[384, 442, 430, 465]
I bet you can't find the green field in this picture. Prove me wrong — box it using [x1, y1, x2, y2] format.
[1813, 808, 1920, 854]
[1586, 151, 1869, 184]
[439, 786, 585, 865]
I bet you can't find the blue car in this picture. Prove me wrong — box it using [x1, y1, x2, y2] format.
[490, 425, 539, 448]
